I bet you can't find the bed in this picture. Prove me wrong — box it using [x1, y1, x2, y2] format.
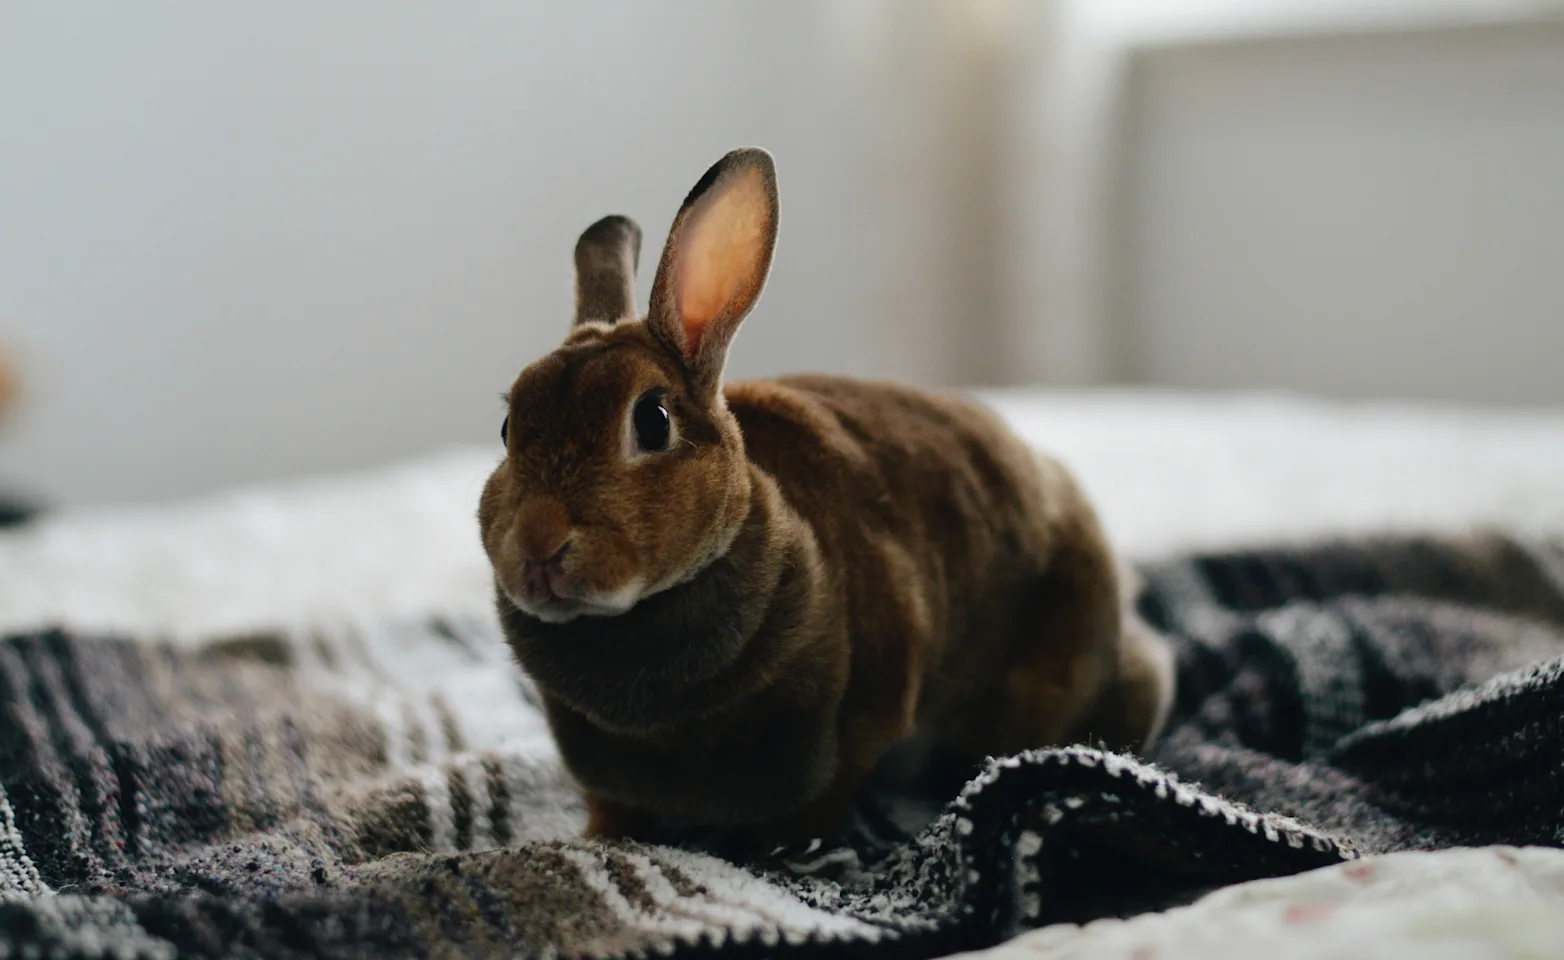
[3, 387, 1563, 958]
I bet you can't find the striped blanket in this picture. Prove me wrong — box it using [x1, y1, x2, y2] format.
[1, 532, 1562, 958]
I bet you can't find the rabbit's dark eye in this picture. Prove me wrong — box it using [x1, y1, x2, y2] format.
[632, 394, 671, 452]
[500, 416, 509, 445]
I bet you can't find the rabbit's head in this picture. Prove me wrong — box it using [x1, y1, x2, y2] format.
[479, 148, 779, 624]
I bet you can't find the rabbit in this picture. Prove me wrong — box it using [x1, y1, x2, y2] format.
[478, 147, 1174, 858]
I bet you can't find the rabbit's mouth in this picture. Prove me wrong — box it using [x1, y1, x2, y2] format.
[513, 592, 586, 624]
[502, 580, 586, 624]
[502, 575, 644, 625]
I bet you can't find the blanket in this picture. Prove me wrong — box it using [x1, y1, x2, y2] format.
[1, 531, 1562, 958]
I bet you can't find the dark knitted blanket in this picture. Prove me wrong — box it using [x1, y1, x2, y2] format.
[2, 531, 1563, 958]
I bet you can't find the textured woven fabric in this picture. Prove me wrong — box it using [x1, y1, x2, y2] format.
[0, 532, 1561, 958]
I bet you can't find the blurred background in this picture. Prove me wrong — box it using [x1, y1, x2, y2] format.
[2, 0, 1562, 506]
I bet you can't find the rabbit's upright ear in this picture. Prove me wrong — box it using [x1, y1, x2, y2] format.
[647, 148, 778, 396]
[573, 215, 643, 326]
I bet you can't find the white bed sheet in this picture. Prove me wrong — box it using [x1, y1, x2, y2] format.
[3, 387, 1563, 958]
[955, 845, 1564, 960]
[4, 387, 1563, 640]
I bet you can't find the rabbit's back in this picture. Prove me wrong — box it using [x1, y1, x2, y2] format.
[726, 375, 1073, 706]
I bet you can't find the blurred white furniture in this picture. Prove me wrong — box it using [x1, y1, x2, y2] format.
[1011, 0, 1564, 405]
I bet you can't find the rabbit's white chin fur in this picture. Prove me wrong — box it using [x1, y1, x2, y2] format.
[505, 577, 646, 624]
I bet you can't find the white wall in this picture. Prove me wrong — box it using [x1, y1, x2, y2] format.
[8, 1, 1562, 506]
[0, 1, 1018, 505]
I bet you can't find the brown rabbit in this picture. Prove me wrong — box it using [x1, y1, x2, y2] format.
[478, 148, 1173, 856]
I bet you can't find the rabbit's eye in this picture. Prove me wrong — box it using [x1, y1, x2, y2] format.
[500, 416, 509, 446]
[632, 395, 671, 452]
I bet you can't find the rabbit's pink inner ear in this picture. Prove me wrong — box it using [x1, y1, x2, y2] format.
[673, 167, 774, 356]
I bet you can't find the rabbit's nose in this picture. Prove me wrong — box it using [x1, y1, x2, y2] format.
[535, 539, 571, 570]
[519, 533, 571, 572]
[522, 538, 572, 598]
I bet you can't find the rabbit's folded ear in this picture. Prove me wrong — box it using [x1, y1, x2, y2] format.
[647, 148, 778, 396]
[573, 215, 643, 326]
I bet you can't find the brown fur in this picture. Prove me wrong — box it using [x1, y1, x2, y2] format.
[478, 148, 1173, 854]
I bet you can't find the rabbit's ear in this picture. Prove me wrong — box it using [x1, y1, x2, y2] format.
[647, 148, 778, 395]
[573, 215, 643, 326]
